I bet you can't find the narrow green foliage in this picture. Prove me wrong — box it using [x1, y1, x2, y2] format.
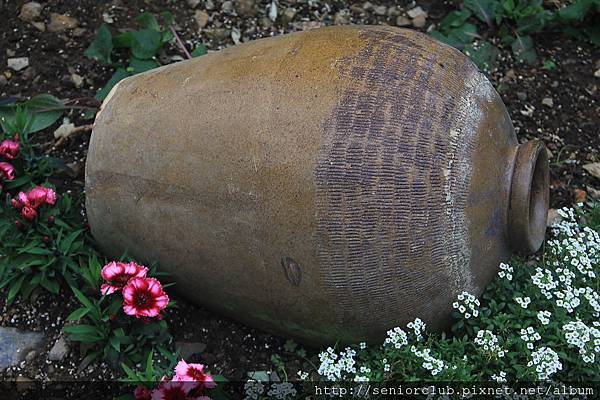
[0, 193, 86, 305]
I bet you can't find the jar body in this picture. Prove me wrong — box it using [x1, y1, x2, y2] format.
[86, 26, 547, 344]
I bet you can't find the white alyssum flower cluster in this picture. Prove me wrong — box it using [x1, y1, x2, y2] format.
[243, 380, 266, 400]
[551, 208, 600, 281]
[244, 379, 297, 400]
[382, 358, 391, 372]
[411, 346, 445, 376]
[583, 287, 600, 317]
[384, 327, 408, 349]
[297, 370, 309, 380]
[519, 327, 542, 350]
[498, 262, 513, 281]
[563, 319, 600, 364]
[531, 268, 559, 299]
[537, 310, 551, 325]
[452, 291, 480, 319]
[267, 382, 297, 399]
[491, 371, 507, 383]
[474, 329, 505, 358]
[538, 207, 600, 315]
[407, 318, 426, 341]
[317, 347, 357, 381]
[527, 347, 562, 380]
[354, 366, 372, 382]
[515, 296, 531, 309]
[555, 286, 585, 313]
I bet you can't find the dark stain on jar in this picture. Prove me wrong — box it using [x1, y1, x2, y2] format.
[281, 256, 302, 286]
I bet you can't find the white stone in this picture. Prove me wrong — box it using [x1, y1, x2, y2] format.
[7, 57, 29, 72]
[583, 162, 600, 179]
[407, 6, 427, 19]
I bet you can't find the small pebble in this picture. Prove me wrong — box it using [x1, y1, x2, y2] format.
[7, 57, 29, 71]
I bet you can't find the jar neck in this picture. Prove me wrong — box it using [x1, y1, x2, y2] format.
[507, 140, 549, 254]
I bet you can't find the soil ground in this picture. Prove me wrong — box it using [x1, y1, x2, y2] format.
[0, 0, 598, 396]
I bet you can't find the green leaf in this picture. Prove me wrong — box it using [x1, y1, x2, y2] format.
[58, 229, 83, 254]
[67, 307, 90, 321]
[439, 9, 472, 31]
[109, 335, 120, 352]
[71, 286, 96, 312]
[191, 43, 208, 57]
[145, 349, 154, 375]
[21, 93, 64, 112]
[7, 275, 26, 304]
[137, 12, 160, 31]
[63, 324, 100, 336]
[21, 246, 52, 255]
[516, 11, 554, 35]
[511, 35, 538, 64]
[95, 68, 130, 101]
[40, 278, 60, 294]
[212, 374, 229, 383]
[542, 59, 556, 70]
[447, 23, 479, 44]
[84, 24, 113, 65]
[160, 11, 174, 27]
[558, 0, 594, 21]
[113, 32, 134, 48]
[429, 31, 464, 48]
[464, 0, 496, 26]
[161, 29, 174, 44]
[79, 350, 101, 367]
[128, 57, 160, 74]
[0, 94, 64, 134]
[464, 40, 500, 72]
[131, 29, 162, 60]
[120, 362, 136, 381]
[3, 175, 32, 190]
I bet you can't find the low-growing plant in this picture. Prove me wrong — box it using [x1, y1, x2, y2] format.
[0, 92, 184, 386]
[85, 11, 207, 100]
[0, 188, 87, 304]
[65, 260, 174, 369]
[117, 352, 227, 400]
[0, 99, 65, 190]
[430, 0, 599, 70]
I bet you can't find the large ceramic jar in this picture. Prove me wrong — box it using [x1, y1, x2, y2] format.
[86, 26, 549, 345]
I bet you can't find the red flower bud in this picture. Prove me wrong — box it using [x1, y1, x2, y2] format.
[42, 236, 51, 244]
[0, 139, 19, 160]
[0, 162, 14, 180]
[48, 215, 55, 225]
[21, 206, 37, 222]
[14, 220, 24, 230]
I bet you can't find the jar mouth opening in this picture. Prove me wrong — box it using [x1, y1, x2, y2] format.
[508, 140, 549, 254]
[528, 149, 549, 248]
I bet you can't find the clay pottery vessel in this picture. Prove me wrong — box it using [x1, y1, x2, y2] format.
[86, 26, 549, 345]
